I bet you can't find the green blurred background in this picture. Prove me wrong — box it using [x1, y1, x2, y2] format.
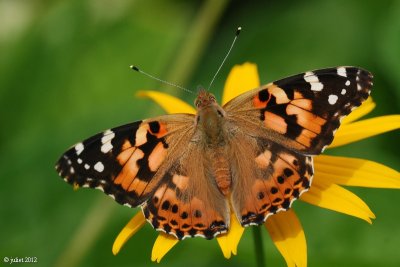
[1, 0, 399, 266]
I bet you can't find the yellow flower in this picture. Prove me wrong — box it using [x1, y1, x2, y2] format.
[112, 63, 400, 266]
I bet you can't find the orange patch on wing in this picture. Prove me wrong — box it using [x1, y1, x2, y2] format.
[264, 111, 288, 134]
[291, 98, 313, 110]
[269, 86, 290, 104]
[116, 147, 136, 165]
[287, 104, 325, 134]
[148, 142, 168, 172]
[114, 149, 144, 189]
[172, 174, 189, 191]
[293, 91, 304, 99]
[295, 129, 317, 147]
[255, 150, 272, 169]
[128, 178, 148, 195]
[135, 124, 149, 146]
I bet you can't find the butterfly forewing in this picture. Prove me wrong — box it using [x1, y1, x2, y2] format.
[224, 66, 373, 154]
[56, 115, 193, 206]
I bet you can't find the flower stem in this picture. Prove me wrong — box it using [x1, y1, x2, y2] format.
[252, 226, 266, 267]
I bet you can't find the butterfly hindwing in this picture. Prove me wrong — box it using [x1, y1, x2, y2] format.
[228, 131, 313, 226]
[142, 143, 230, 240]
[224, 66, 373, 154]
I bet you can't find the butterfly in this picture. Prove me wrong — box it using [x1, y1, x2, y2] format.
[56, 66, 372, 240]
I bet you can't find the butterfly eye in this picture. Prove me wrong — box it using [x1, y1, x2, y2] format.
[209, 95, 216, 102]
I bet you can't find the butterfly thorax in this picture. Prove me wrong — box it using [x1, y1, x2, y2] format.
[195, 89, 231, 195]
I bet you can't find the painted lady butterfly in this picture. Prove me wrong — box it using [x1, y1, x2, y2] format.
[56, 66, 372, 240]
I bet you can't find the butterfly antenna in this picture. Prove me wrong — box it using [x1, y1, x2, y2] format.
[130, 65, 194, 94]
[207, 27, 241, 91]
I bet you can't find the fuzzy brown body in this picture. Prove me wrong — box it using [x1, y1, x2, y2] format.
[196, 104, 231, 196]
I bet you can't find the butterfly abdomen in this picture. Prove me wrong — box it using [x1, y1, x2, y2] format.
[211, 148, 231, 195]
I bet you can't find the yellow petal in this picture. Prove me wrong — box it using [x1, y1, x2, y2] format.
[330, 115, 400, 148]
[314, 155, 400, 188]
[222, 62, 260, 105]
[300, 180, 375, 223]
[137, 90, 196, 114]
[265, 210, 307, 267]
[341, 97, 375, 124]
[112, 212, 146, 255]
[151, 232, 179, 263]
[216, 211, 245, 258]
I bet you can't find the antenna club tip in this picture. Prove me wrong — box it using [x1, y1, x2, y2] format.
[130, 65, 139, 71]
[236, 27, 242, 35]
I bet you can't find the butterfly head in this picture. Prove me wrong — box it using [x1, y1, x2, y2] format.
[194, 88, 217, 110]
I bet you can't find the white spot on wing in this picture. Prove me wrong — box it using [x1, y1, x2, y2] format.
[94, 161, 104, 173]
[101, 130, 115, 144]
[75, 143, 84, 155]
[311, 82, 324, 92]
[101, 143, 113, 153]
[84, 164, 90, 170]
[77, 158, 82, 164]
[345, 80, 350, 86]
[101, 130, 115, 153]
[337, 67, 347, 77]
[304, 72, 323, 91]
[328, 94, 338, 105]
[341, 89, 346, 95]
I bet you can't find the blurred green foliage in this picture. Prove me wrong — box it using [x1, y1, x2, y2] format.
[0, 0, 399, 266]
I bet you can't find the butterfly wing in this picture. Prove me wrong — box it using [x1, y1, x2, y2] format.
[224, 66, 372, 226]
[224, 66, 373, 154]
[56, 114, 229, 239]
[228, 131, 313, 226]
[142, 142, 230, 239]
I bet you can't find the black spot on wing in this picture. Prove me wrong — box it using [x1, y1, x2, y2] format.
[258, 89, 270, 102]
[148, 121, 161, 134]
